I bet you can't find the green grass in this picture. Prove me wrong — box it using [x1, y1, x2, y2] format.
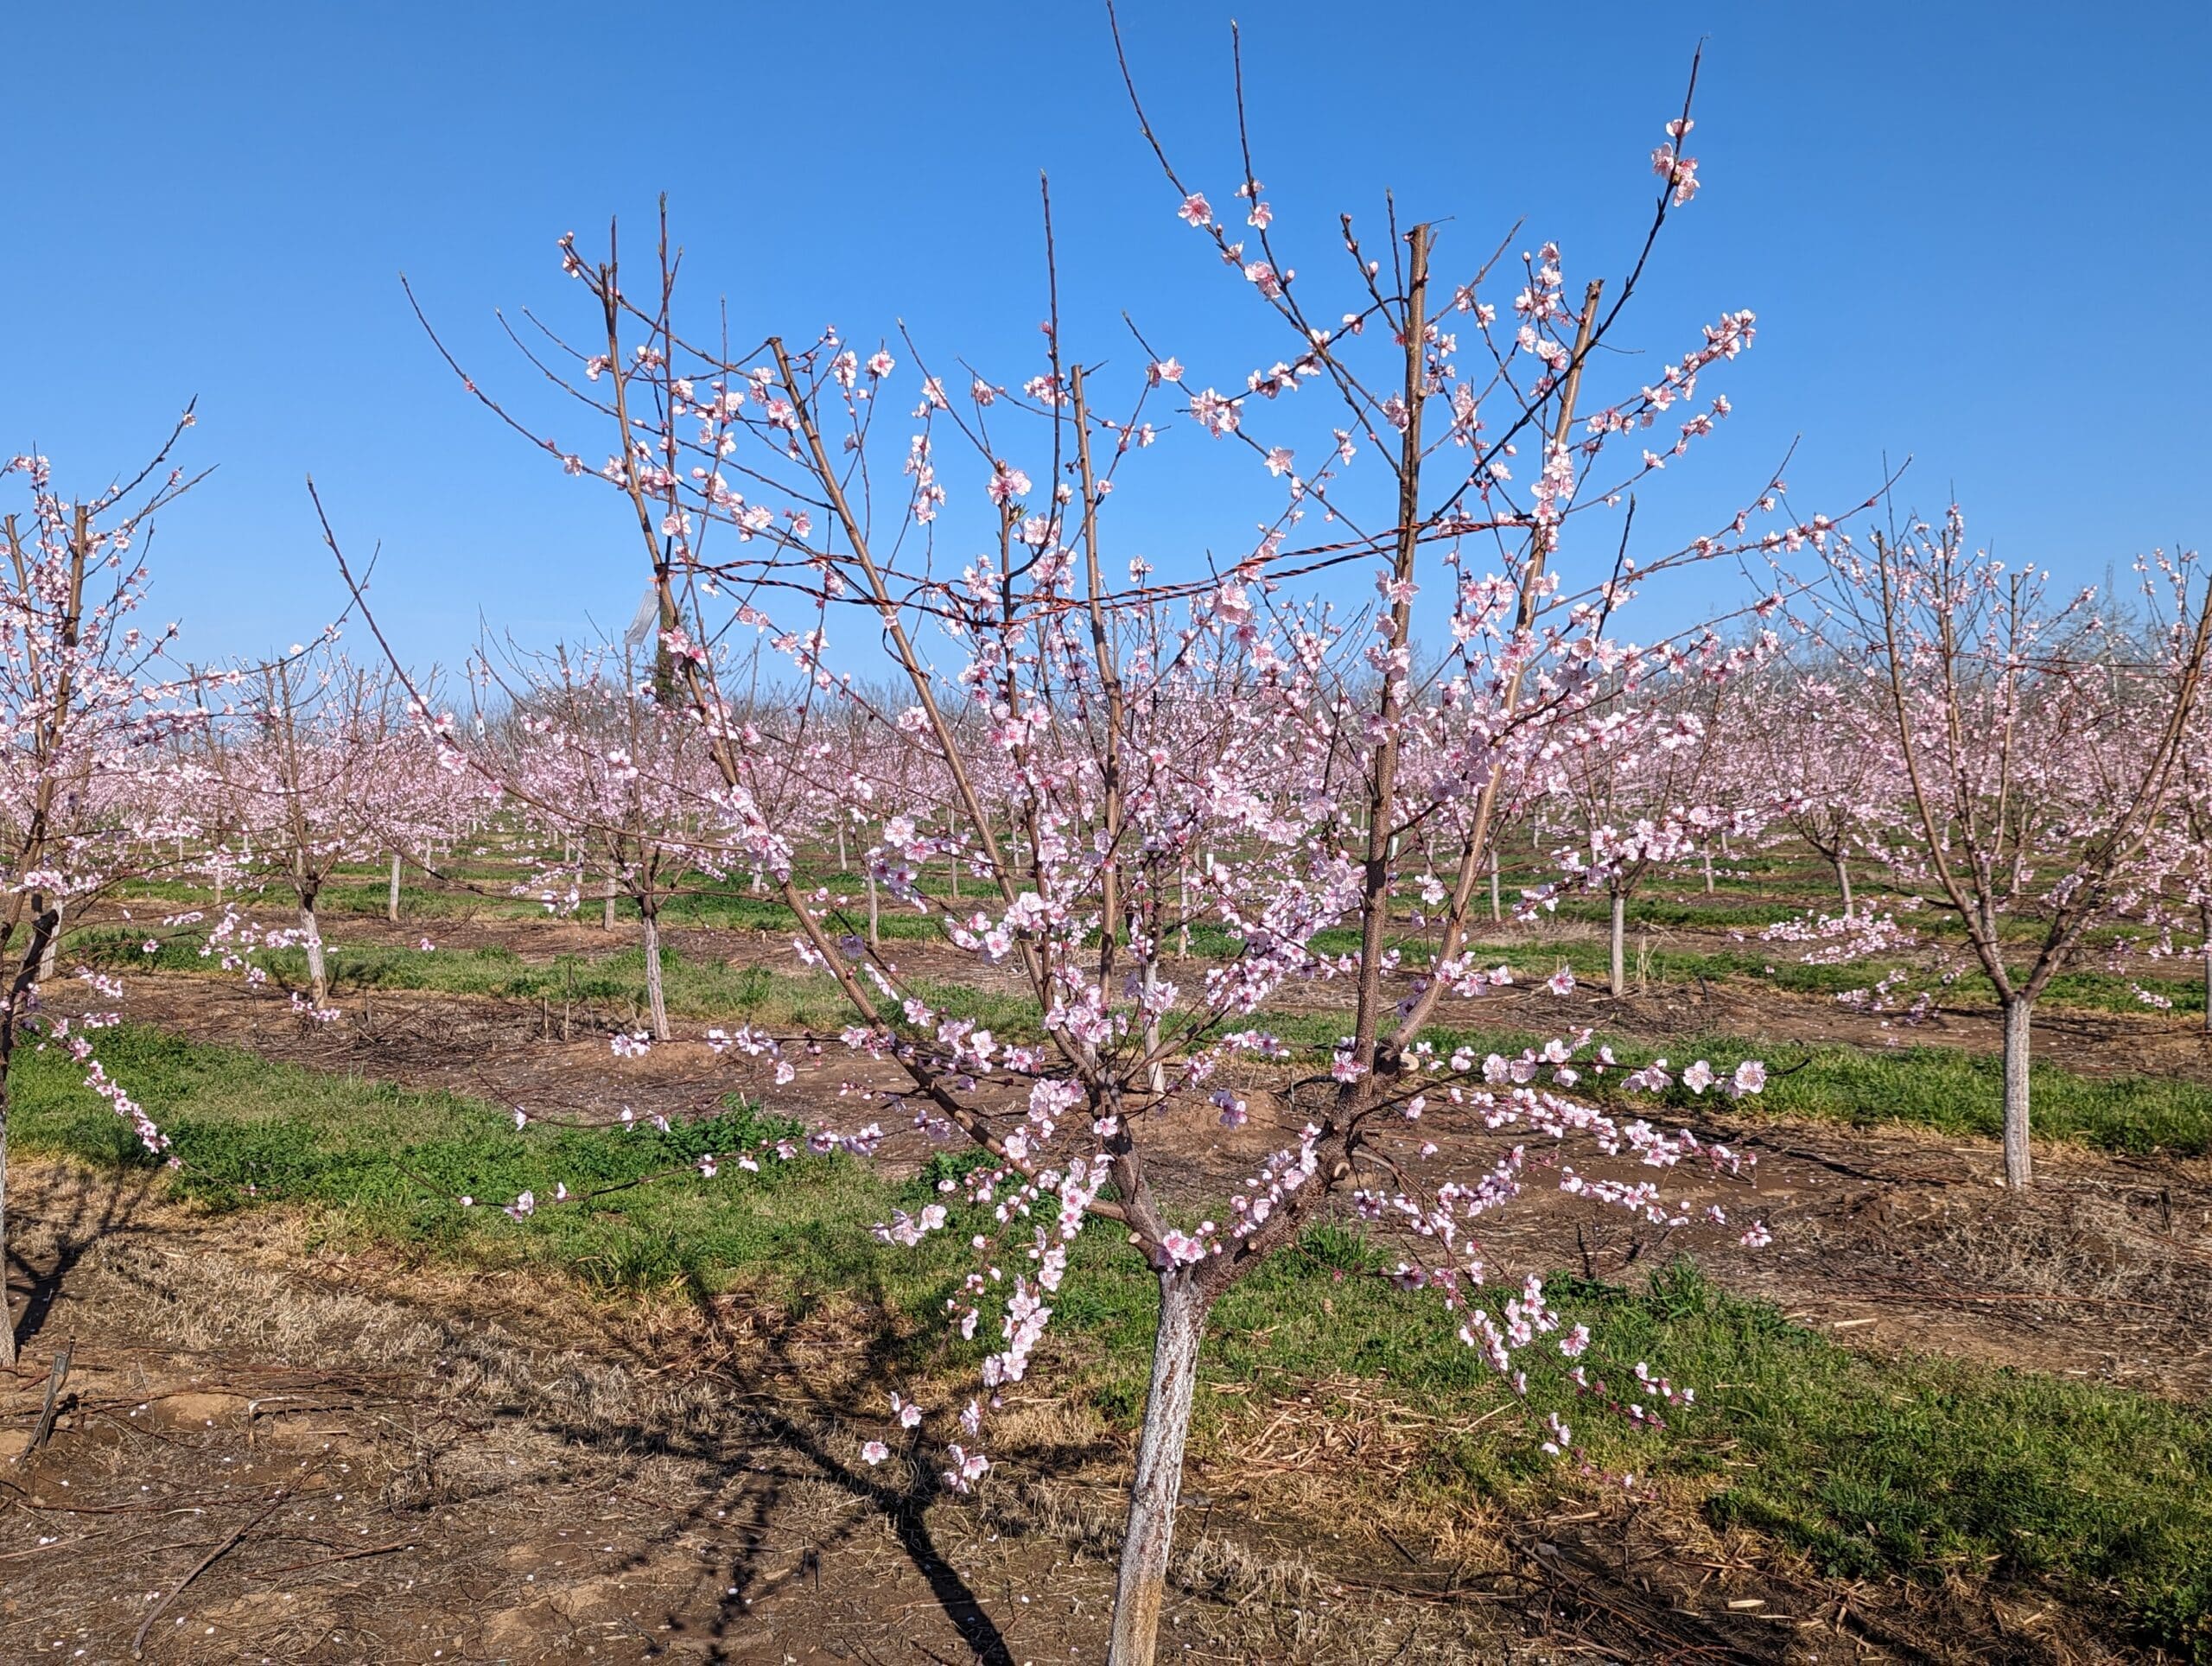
[12, 1025, 2212, 1653]
[84, 919, 2212, 1160]
[1586, 1032, 2212, 1157]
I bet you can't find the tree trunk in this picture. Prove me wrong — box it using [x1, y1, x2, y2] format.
[0, 1088, 15, 1367]
[302, 904, 327, 1008]
[388, 852, 402, 924]
[867, 867, 880, 950]
[836, 822, 848, 870]
[1834, 855, 1853, 919]
[37, 902, 61, 982]
[641, 911, 670, 1041]
[1108, 1273, 1210, 1666]
[602, 875, 617, 932]
[1142, 959, 1166, 1095]
[2001, 995, 2033, 1190]
[1609, 893, 1626, 998]
[1701, 843, 1714, 895]
[1719, 829, 1732, 858]
[1490, 849, 1503, 924]
[2202, 945, 2210, 1035]
[1177, 855, 1191, 958]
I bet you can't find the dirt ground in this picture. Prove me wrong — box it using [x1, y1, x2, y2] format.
[60, 951, 2212, 1402]
[189, 900, 2212, 1086]
[8, 909, 2211, 1659]
[0, 1162, 2150, 1665]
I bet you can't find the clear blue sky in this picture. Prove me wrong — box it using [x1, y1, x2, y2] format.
[3, 0, 2205, 668]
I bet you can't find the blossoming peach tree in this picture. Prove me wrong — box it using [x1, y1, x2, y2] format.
[337, 48, 1844, 1664]
[1818, 508, 2211, 1188]
[0, 429, 213, 1366]
[183, 650, 424, 1014]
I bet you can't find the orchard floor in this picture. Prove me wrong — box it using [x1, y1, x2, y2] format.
[55, 963, 2212, 1401]
[0, 1161, 2145, 1665]
[197, 904, 2212, 1090]
[8, 911, 2212, 1660]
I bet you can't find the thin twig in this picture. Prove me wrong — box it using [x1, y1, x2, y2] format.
[259, 1538, 416, 1578]
[130, 1491, 290, 1659]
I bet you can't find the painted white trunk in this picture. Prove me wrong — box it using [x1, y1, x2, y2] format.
[642, 912, 670, 1041]
[1142, 960, 1166, 1095]
[1609, 893, 1626, 998]
[836, 823, 848, 869]
[1834, 855, 1853, 919]
[1701, 844, 1714, 894]
[1177, 856, 1192, 957]
[602, 875, 617, 932]
[2002, 996, 2033, 1190]
[867, 868, 880, 949]
[1107, 1275, 1210, 1666]
[302, 905, 327, 1008]
[1490, 849, 1503, 923]
[388, 852, 402, 923]
[37, 903, 61, 982]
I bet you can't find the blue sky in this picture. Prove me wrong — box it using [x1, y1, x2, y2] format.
[3, 0, 2204, 669]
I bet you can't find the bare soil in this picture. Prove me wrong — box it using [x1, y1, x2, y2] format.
[61, 954, 2212, 1402]
[200, 900, 2212, 1085]
[11, 907, 2211, 1658]
[0, 1163, 2145, 1664]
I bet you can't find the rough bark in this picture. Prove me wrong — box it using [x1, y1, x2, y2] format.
[0, 1093, 14, 1366]
[1107, 1274, 1210, 1666]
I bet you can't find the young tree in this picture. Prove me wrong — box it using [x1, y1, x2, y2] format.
[0, 435, 202, 1364]
[2139, 729, 2212, 1029]
[200, 651, 413, 1010]
[1832, 509, 2211, 1188]
[348, 48, 1838, 1663]
[487, 645, 732, 1040]
[1739, 651, 1897, 916]
[1548, 645, 1763, 995]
